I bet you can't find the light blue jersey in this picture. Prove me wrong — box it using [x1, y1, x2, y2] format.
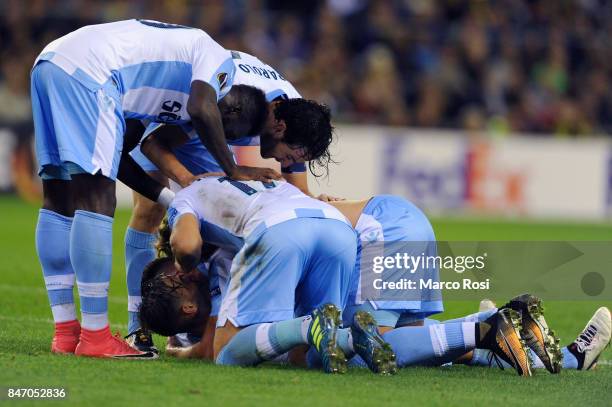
[32, 19, 234, 180]
[343, 195, 444, 328]
[130, 50, 307, 176]
[167, 176, 356, 327]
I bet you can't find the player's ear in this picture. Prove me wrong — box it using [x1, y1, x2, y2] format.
[271, 119, 286, 140]
[181, 301, 198, 316]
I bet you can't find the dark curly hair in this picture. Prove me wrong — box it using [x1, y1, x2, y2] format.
[219, 84, 268, 139]
[273, 99, 335, 177]
[139, 257, 185, 336]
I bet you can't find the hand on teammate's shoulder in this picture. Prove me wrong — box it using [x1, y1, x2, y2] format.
[227, 165, 282, 182]
[316, 194, 345, 202]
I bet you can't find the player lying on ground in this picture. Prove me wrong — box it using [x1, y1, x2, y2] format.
[33, 19, 284, 359]
[124, 51, 337, 352]
[458, 299, 611, 371]
[139, 174, 366, 373]
[324, 196, 609, 374]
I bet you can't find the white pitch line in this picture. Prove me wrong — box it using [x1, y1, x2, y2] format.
[0, 284, 128, 305]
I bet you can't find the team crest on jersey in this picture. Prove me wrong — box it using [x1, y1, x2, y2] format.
[217, 72, 229, 90]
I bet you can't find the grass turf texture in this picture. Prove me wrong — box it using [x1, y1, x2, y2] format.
[0, 196, 610, 406]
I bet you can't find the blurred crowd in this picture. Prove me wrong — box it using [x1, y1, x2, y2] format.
[1, 0, 612, 136]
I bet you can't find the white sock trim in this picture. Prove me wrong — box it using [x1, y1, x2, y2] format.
[51, 304, 77, 323]
[462, 322, 476, 349]
[255, 323, 276, 360]
[44, 274, 75, 289]
[128, 296, 142, 313]
[300, 315, 312, 343]
[429, 324, 449, 356]
[81, 313, 108, 330]
[76, 281, 109, 298]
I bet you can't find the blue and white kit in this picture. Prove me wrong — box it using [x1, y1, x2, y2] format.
[167, 176, 357, 327]
[130, 50, 306, 176]
[32, 19, 235, 180]
[343, 195, 444, 328]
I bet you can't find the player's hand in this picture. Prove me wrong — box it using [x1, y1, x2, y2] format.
[165, 344, 195, 359]
[227, 165, 282, 182]
[316, 193, 346, 202]
[179, 172, 226, 188]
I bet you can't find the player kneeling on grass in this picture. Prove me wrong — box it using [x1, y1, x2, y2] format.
[138, 174, 397, 374]
[328, 195, 561, 377]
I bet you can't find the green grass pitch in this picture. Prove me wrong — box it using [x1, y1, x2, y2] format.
[0, 196, 610, 406]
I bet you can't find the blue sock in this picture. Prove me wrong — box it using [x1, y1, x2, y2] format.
[443, 309, 497, 324]
[35, 209, 76, 323]
[125, 228, 157, 334]
[561, 346, 578, 369]
[383, 322, 476, 367]
[336, 328, 355, 358]
[471, 346, 579, 369]
[70, 210, 113, 331]
[216, 316, 310, 366]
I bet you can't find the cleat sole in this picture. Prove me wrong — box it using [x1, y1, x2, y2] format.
[353, 311, 398, 375]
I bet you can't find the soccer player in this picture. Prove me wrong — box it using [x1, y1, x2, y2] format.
[123, 51, 336, 352]
[325, 196, 538, 376]
[138, 174, 365, 373]
[32, 19, 278, 359]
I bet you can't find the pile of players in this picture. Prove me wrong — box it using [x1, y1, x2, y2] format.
[31, 19, 611, 375]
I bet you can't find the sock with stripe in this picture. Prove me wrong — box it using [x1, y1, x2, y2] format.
[70, 210, 113, 332]
[216, 316, 311, 366]
[35, 209, 77, 325]
[442, 309, 497, 324]
[382, 322, 477, 367]
[336, 328, 355, 358]
[469, 346, 579, 369]
[125, 228, 157, 334]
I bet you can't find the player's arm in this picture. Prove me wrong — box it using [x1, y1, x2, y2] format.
[140, 124, 198, 188]
[170, 213, 202, 273]
[187, 80, 281, 182]
[117, 139, 175, 207]
[166, 315, 216, 360]
[282, 167, 345, 202]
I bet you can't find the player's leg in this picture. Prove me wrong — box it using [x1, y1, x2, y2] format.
[214, 225, 306, 365]
[32, 61, 81, 353]
[36, 178, 80, 353]
[296, 218, 382, 373]
[33, 61, 147, 358]
[124, 171, 168, 351]
[470, 304, 610, 371]
[214, 220, 351, 373]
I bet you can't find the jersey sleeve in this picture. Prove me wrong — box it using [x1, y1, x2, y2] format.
[191, 35, 236, 101]
[281, 162, 307, 174]
[167, 191, 199, 228]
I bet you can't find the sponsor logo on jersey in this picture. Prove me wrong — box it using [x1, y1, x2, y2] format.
[217, 72, 229, 90]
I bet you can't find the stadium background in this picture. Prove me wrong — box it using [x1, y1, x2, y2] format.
[0, 1, 611, 406]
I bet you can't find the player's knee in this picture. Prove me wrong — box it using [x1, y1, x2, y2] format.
[41, 180, 74, 216]
[213, 322, 241, 361]
[72, 174, 117, 216]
